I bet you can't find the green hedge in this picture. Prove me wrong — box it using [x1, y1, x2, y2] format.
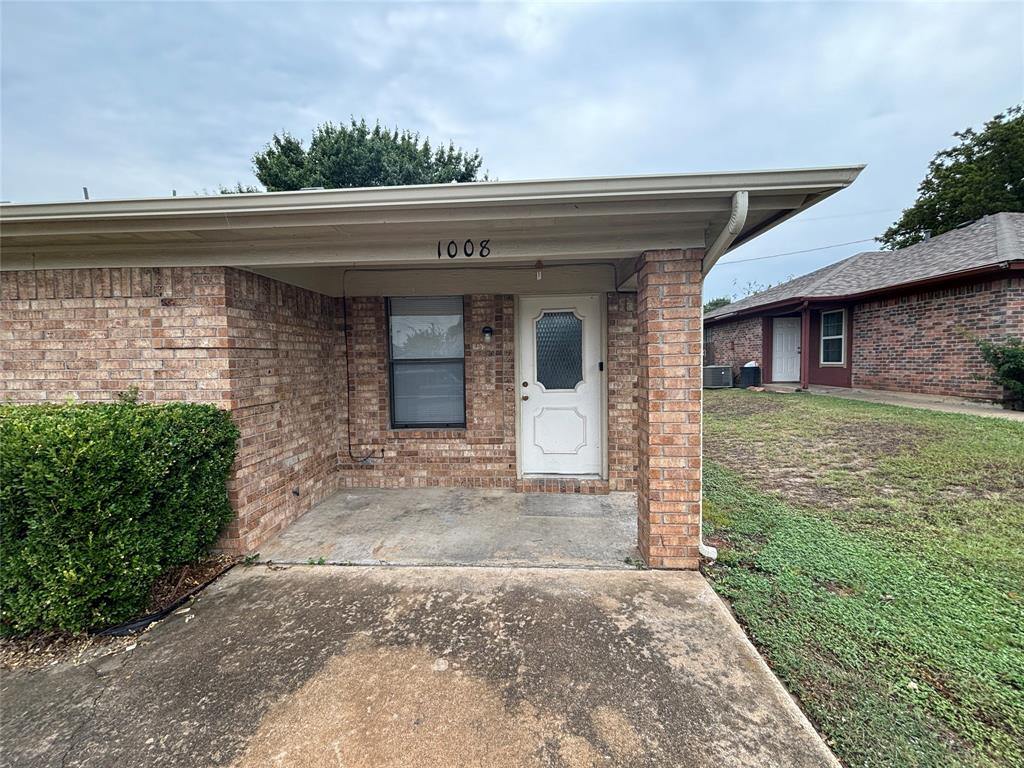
[0, 401, 239, 636]
[979, 337, 1024, 407]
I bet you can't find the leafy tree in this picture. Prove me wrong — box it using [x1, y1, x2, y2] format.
[880, 105, 1024, 249]
[224, 118, 486, 193]
[704, 296, 732, 313]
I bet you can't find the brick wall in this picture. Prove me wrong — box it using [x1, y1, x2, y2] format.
[220, 270, 346, 551]
[335, 295, 520, 490]
[607, 293, 639, 492]
[0, 267, 346, 552]
[0, 267, 231, 405]
[704, 315, 763, 378]
[336, 292, 641, 493]
[635, 249, 703, 570]
[852, 276, 1023, 401]
[1, 268, 645, 552]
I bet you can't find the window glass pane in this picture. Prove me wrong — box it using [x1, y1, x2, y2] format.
[822, 311, 844, 338]
[392, 361, 464, 426]
[822, 337, 843, 363]
[390, 297, 464, 359]
[535, 311, 583, 390]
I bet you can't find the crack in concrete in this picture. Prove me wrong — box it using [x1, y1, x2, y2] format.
[58, 645, 137, 768]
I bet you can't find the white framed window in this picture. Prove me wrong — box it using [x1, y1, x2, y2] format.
[820, 309, 846, 366]
[387, 297, 466, 429]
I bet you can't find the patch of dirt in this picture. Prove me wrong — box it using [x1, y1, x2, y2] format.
[706, 419, 933, 513]
[0, 630, 136, 672]
[819, 580, 856, 598]
[0, 555, 237, 671]
[707, 437, 851, 511]
[823, 420, 932, 457]
[703, 392, 786, 418]
[703, 535, 730, 551]
[145, 554, 237, 613]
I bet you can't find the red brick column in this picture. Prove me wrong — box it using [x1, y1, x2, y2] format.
[636, 248, 704, 569]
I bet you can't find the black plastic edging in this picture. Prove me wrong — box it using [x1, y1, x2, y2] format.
[95, 562, 236, 637]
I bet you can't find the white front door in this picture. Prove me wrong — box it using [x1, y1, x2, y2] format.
[518, 295, 603, 476]
[772, 317, 802, 382]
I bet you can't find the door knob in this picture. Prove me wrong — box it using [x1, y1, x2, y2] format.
[522, 395, 529, 401]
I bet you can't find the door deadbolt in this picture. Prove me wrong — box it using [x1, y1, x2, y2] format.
[522, 395, 529, 401]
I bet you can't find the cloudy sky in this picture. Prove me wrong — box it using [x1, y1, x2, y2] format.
[1, 1, 1021, 297]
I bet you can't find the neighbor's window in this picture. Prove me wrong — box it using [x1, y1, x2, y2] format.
[820, 309, 846, 365]
[387, 297, 465, 428]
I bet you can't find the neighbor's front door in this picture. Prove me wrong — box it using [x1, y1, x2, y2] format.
[518, 295, 603, 476]
[772, 317, 802, 382]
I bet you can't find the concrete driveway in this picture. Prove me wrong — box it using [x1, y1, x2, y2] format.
[1, 566, 837, 768]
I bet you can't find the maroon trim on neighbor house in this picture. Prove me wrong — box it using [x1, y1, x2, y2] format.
[799, 305, 811, 389]
[760, 316, 772, 383]
[765, 305, 854, 388]
[704, 261, 1023, 396]
[704, 262, 1023, 328]
[704, 271, 1023, 401]
[706, 296, 811, 328]
[806, 306, 853, 388]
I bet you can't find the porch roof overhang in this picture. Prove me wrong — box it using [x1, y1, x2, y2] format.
[1, 166, 863, 294]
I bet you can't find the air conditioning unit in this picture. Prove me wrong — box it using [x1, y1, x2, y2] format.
[703, 365, 733, 389]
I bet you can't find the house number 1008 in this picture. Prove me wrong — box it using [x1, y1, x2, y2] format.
[437, 239, 490, 258]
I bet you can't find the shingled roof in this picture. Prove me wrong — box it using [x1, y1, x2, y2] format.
[705, 212, 1024, 322]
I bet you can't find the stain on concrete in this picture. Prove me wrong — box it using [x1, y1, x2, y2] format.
[234, 640, 560, 768]
[1, 566, 838, 768]
[590, 706, 643, 762]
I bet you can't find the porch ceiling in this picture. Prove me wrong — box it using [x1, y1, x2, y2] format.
[0, 166, 863, 274]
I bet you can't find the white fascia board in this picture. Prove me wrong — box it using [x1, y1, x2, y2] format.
[1, 167, 865, 273]
[0, 166, 865, 225]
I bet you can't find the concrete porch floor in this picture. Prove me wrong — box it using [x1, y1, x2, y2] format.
[258, 487, 640, 569]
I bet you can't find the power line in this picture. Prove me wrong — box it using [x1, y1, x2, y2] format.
[718, 237, 878, 265]
[788, 207, 899, 223]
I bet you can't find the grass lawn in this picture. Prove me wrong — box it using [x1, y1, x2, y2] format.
[701, 390, 1024, 768]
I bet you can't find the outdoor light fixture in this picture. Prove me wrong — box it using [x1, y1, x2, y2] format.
[535, 260, 544, 281]
[482, 326, 494, 343]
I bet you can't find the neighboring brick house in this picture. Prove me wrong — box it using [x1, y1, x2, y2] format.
[1, 167, 862, 566]
[704, 212, 1024, 403]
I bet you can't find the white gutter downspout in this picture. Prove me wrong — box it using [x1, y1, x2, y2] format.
[702, 190, 749, 276]
[698, 191, 748, 561]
